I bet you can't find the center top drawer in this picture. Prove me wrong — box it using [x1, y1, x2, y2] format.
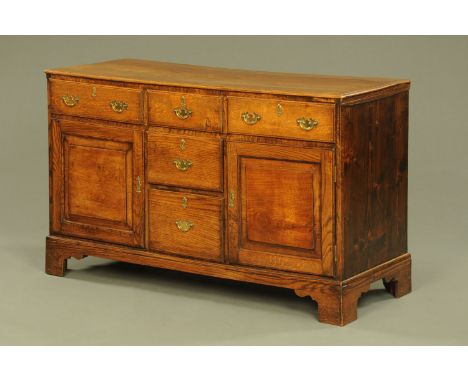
[148, 90, 223, 132]
[48, 79, 143, 124]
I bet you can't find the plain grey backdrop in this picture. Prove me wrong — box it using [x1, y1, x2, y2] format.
[0, 36, 466, 345]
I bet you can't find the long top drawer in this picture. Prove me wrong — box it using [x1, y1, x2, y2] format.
[49, 79, 143, 124]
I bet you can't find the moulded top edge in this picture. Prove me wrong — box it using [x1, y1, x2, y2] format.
[45, 58, 411, 101]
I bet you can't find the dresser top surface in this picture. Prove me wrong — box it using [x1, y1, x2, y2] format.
[46, 59, 410, 100]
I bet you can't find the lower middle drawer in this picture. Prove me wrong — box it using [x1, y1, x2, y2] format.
[148, 188, 224, 261]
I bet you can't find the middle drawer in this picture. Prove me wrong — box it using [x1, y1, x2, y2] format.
[147, 130, 223, 192]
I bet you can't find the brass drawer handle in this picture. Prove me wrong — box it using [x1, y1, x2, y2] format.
[297, 117, 318, 131]
[241, 112, 261, 125]
[62, 95, 80, 107]
[174, 107, 192, 120]
[173, 158, 192, 171]
[174, 96, 192, 120]
[176, 220, 194, 233]
[109, 100, 128, 113]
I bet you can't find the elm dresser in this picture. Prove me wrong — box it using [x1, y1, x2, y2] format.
[45, 59, 412, 326]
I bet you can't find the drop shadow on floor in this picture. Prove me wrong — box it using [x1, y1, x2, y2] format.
[64, 257, 395, 323]
[67, 259, 319, 319]
[7, 241, 398, 328]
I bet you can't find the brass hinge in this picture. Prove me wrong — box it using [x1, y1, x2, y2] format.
[333, 244, 337, 263]
[333, 164, 337, 183]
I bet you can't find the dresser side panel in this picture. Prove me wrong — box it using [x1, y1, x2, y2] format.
[340, 91, 409, 279]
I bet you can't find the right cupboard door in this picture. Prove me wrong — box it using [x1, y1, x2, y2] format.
[227, 141, 335, 276]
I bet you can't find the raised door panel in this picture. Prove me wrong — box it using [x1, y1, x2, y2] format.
[227, 141, 334, 276]
[50, 119, 144, 247]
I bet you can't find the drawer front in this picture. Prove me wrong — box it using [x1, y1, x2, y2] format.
[147, 130, 223, 192]
[227, 96, 335, 142]
[148, 90, 223, 132]
[148, 189, 223, 261]
[49, 79, 143, 123]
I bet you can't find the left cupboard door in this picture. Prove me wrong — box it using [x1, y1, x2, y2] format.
[49, 119, 144, 247]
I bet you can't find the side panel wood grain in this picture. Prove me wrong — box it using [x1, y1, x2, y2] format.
[340, 91, 409, 278]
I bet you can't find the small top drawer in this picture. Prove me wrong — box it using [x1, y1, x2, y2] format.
[227, 96, 335, 142]
[148, 90, 223, 132]
[48, 79, 143, 124]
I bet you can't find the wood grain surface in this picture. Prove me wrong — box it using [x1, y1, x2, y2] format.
[148, 90, 223, 132]
[338, 91, 409, 278]
[226, 141, 335, 276]
[147, 129, 224, 192]
[49, 78, 143, 124]
[227, 96, 335, 142]
[148, 188, 224, 261]
[50, 118, 144, 247]
[46, 59, 410, 100]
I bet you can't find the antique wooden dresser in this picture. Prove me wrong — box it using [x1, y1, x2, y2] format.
[45, 59, 411, 325]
